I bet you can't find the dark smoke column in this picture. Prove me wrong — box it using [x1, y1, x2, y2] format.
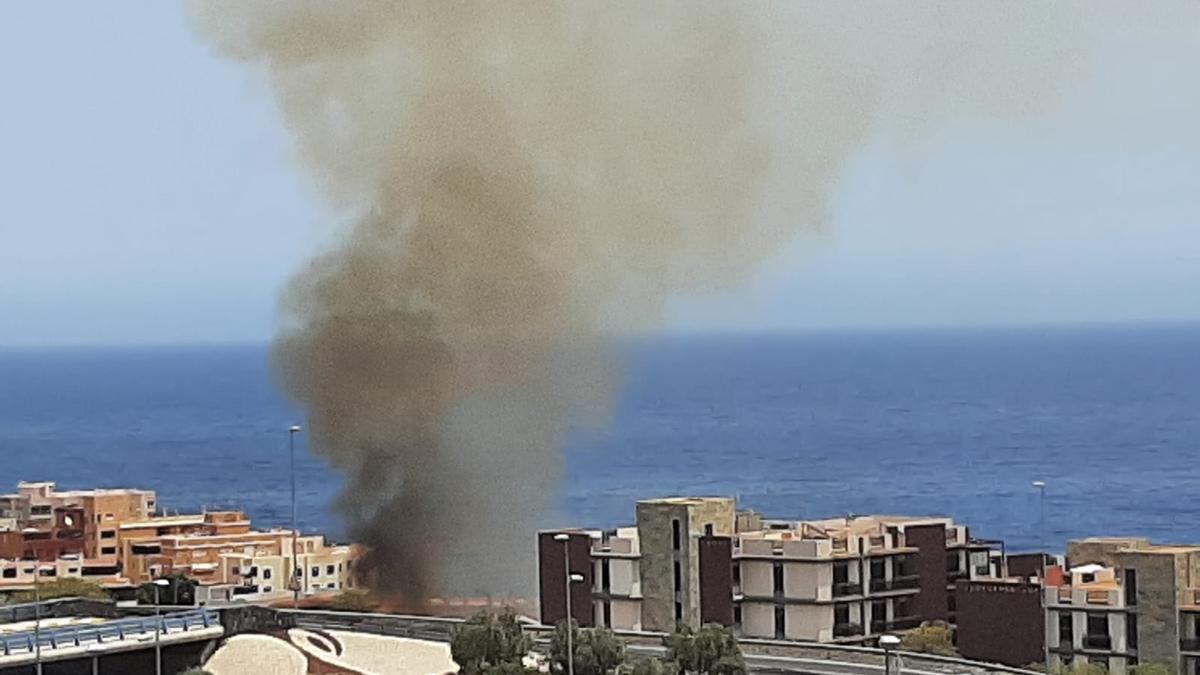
[191, 2, 782, 602]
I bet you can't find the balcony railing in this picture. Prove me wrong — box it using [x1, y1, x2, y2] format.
[1083, 635, 1112, 650]
[870, 576, 921, 593]
[833, 582, 863, 597]
[834, 622, 863, 638]
[1180, 638, 1200, 653]
[1052, 640, 1074, 654]
[888, 616, 921, 631]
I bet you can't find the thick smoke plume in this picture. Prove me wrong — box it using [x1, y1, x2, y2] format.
[190, 2, 1133, 600]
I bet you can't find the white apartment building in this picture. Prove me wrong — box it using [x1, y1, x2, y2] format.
[590, 527, 642, 630]
[1046, 563, 1137, 675]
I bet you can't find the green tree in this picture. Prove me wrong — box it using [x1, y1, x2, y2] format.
[899, 621, 957, 656]
[451, 609, 533, 675]
[329, 589, 374, 611]
[664, 623, 745, 675]
[549, 621, 625, 675]
[621, 657, 680, 675]
[11, 577, 110, 603]
[1129, 664, 1172, 675]
[136, 574, 196, 606]
[1028, 661, 1110, 675]
[482, 662, 541, 675]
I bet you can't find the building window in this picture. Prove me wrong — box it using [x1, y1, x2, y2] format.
[1, 569, 15, 579]
[100, 546, 116, 555]
[1125, 569, 1138, 606]
[312, 566, 320, 578]
[603, 601, 612, 627]
[675, 602, 683, 621]
[704, 523, 714, 537]
[263, 586, 272, 593]
[835, 603, 850, 626]
[326, 565, 335, 575]
[1059, 611, 1074, 647]
[947, 593, 956, 613]
[870, 558, 886, 584]
[263, 568, 272, 580]
[833, 561, 850, 584]
[871, 600, 887, 633]
[248, 566, 258, 577]
[773, 563, 784, 594]
[672, 520, 681, 550]
[733, 605, 742, 628]
[774, 605, 786, 639]
[946, 553, 961, 573]
[732, 563, 741, 587]
[602, 561, 611, 592]
[1127, 614, 1138, 650]
[1086, 613, 1110, 649]
[674, 561, 682, 592]
[100, 530, 115, 539]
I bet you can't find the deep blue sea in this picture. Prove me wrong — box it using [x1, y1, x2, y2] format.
[2, 324, 1198, 555]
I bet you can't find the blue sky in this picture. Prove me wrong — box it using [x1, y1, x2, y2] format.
[1, 3, 1197, 346]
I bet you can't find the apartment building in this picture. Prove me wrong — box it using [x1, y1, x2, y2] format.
[1045, 561, 1139, 674]
[0, 554, 127, 591]
[0, 481, 356, 604]
[207, 535, 358, 603]
[1025, 537, 1200, 675]
[0, 481, 156, 561]
[538, 497, 997, 643]
[734, 515, 993, 642]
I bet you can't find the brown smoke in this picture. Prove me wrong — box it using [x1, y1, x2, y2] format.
[188, 2, 1152, 600]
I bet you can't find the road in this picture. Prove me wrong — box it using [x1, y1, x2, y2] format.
[625, 642, 950, 675]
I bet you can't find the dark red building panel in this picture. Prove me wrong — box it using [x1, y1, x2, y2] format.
[906, 523, 950, 622]
[955, 579, 1044, 667]
[537, 531, 594, 627]
[698, 535, 733, 627]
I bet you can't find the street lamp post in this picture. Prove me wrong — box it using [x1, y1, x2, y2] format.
[1032, 480, 1048, 672]
[289, 425, 302, 609]
[553, 533, 585, 675]
[880, 634, 901, 675]
[33, 565, 42, 675]
[152, 578, 170, 675]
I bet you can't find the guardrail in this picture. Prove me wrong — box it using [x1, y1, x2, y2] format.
[274, 610, 1039, 675]
[0, 609, 220, 657]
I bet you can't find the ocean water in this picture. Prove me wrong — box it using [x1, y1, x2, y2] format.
[1, 324, 1198, 555]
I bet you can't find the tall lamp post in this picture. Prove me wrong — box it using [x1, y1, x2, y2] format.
[880, 634, 901, 675]
[33, 563, 42, 675]
[553, 533, 585, 675]
[289, 425, 303, 609]
[152, 578, 170, 675]
[1032, 480, 1048, 672]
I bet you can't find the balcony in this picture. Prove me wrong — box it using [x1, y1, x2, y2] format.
[1180, 638, 1200, 653]
[1083, 635, 1112, 650]
[834, 582, 863, 597]
[870, 576, 921, 593]
[888, 616, 921, 631]
[1052, 641, 1075, 654]
[834, 622, 863, 638]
